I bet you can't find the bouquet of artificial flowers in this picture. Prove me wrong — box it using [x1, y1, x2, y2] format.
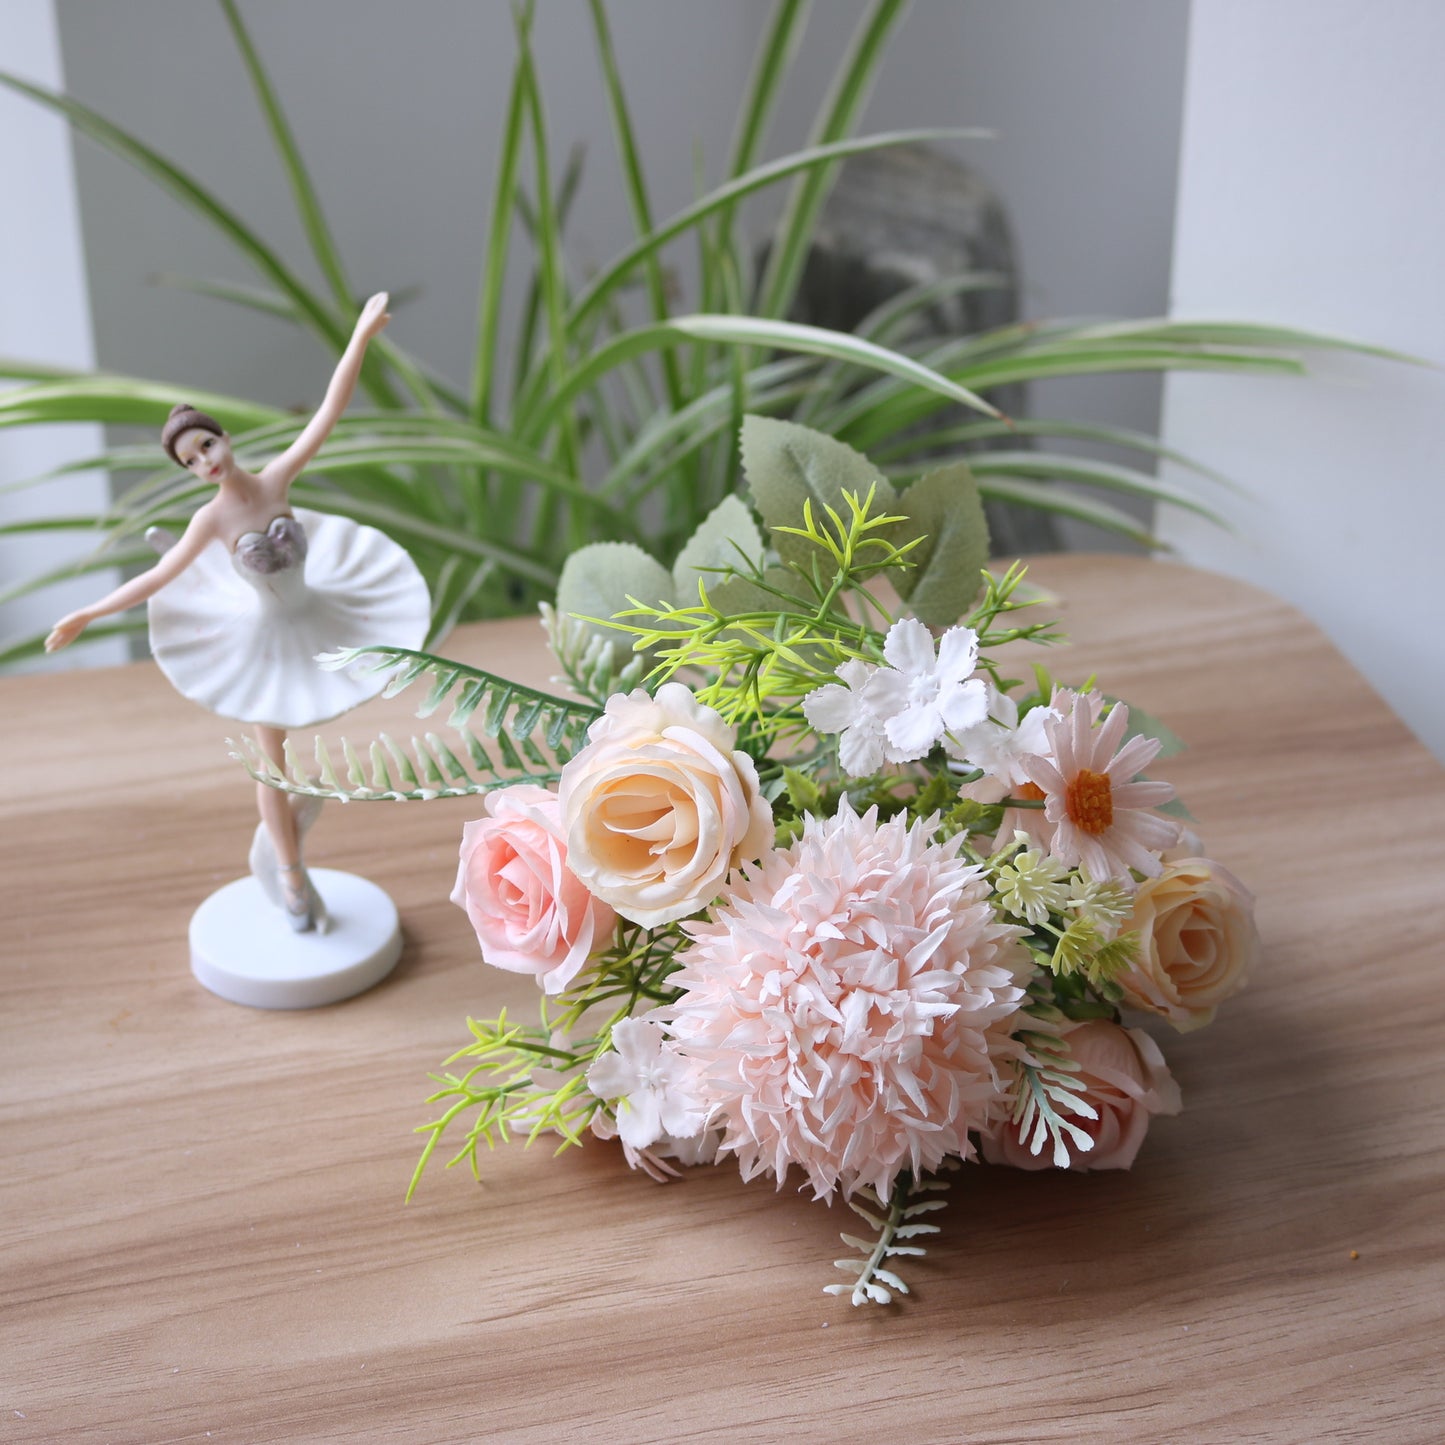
[261, 417, 1256, 1305]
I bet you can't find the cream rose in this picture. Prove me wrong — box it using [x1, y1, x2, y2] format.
[451, 784, 616, 994]
[983, 1019, 1181, 1172]
[1117, 857, 1258, 1031]
[558, 683, 774, 927]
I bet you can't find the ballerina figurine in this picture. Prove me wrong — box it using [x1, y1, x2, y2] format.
[46, 292, 431, 942]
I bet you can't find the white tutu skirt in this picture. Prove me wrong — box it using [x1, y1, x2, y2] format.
[148, 507, 431, 729]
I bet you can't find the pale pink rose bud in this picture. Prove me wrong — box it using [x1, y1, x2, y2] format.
[1117, 857, 1258, 1031]
[558, 683, 774, 927]
[451, 784, 616, 994]
[984, 1020, 1181, 1172]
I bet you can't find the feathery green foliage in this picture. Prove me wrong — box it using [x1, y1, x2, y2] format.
[234, 646, 599, 802]
[1010, 1026, 1098, 1169]
[825, 1173, 952, 1307]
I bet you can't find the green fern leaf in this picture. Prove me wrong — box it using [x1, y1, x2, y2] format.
[235, 645, 602, 802]
[826, 1171, 950, 1308]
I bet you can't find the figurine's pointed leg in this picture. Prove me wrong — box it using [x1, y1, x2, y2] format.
[250, 727, 331, 934]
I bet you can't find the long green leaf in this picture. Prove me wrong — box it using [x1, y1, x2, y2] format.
[0, 514, 134, 536]
[148, 273, 303, 324]
[0, 542, 156, 609]
[911, 450, 1224, 523]
[614, 372, 813, 514]
[0, 358, 85, 383]
[709, 0, 812, 311]
[974, 475, 1158, 547]
[217, 0, 352, 315]
[597, 363, 802, 497]
[282, 489, 558, 587]
[1063, 318, 1425, 365]
[471, 3, 534, 423]
[520, 314, 998, 444]
[511, 143, 586, 406]
[513, 6, 582, 550]
[425, 558, 497, 647]
[564, 128, 978, 341]
[840, 347, 1309, 454]
[870, 415, 1236, 487]
[727, 0, 811, 181]
[792, 271, 1009, 427]
[0, 615, 147, 669]
[286, 440, 630, 527]
[756, 0, 912, 321]
[0, 71, 356, 367]
[587, 0, 684, 410]
[0, 376, 283, 433]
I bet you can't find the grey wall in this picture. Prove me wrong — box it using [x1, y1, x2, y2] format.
[50, 0, 1188, 540]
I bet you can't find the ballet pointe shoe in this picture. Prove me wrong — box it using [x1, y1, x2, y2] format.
[277, 861, 320, 933]
[249, 794, 329, 933]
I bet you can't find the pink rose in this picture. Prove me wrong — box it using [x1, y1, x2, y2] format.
[451, 784, 616, 994]
[558, 683, 774, 927]
[1117, 857, 1258, 1031]
[984, 1019, 1181, 1171]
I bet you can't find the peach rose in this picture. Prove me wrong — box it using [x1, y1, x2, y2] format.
[451, 784, 616, 994]
[558, 683, 774, 927]
[983, 1020, 1181, 1171]
[1117, 857, 1258, 1031]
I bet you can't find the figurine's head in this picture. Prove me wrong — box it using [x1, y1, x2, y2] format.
[161, 403, 231, 480]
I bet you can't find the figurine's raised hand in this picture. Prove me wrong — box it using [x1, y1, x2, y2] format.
[45, 610, 90, 653]
[355, 292, 391, 342]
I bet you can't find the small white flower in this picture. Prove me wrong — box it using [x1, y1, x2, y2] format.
[585, 1015, 706, 1150]
[866, 619, 988, 761]
[1066, 872, 1133, 939]
[803, 658, 905, 776]
[948, 688, 1058, 785]
[994, 846, 1070, 925]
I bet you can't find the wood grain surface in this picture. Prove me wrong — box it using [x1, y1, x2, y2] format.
[2, 556, 1442, 1444]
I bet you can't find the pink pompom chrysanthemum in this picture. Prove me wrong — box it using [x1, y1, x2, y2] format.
[662, 799, 1028, 1202]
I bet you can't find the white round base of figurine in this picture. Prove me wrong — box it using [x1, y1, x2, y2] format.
[189, 868, 401, 1009]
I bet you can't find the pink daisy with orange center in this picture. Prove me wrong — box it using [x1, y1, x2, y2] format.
[1020, 694, 1179, 886]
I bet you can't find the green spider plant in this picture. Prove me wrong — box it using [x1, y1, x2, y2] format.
[0, 0, 1397, 667]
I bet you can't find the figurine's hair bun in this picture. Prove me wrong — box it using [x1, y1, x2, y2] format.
[161, 402, 224, 464]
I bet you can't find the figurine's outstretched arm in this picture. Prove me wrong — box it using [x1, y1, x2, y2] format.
[45, 507, 219, 652]
[263, 293, 391, 491]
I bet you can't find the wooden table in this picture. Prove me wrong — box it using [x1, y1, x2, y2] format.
[2, 556, 1442, 1443]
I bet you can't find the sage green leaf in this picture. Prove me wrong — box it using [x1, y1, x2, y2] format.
[889, 461, 990, 626]
[739, 415, 896, 574]
[556, 541, 675, 660]
[671, 495, 765, 603]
